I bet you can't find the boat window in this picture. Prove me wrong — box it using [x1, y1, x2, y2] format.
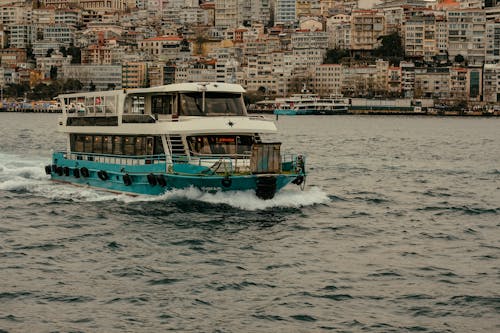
[151, 95, 172, 114]
[70, 135, 164, 156]
[73, 135, 85, 152]
[93, 136, 103, 154]
[103, 136, 113, 154]
[135, 137, 145, 155]
[187, 135, 254, 155]
[113, 136, 123, 155]
[124, 136, 135, 155]
[154, 136, 164, 154]
[179, 92, 246, 116]
[84, 135, 93, 152]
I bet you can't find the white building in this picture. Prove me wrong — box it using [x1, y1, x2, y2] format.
[483, 63, 500, 103]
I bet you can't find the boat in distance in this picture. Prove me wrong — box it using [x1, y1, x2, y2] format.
[273, 94, 349, 116]
[44, 82, 306, 199]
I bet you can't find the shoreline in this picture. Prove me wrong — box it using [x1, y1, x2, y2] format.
[2, 108, 499, 117]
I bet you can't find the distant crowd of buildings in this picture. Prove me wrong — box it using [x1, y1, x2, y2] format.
[0, 0, 499, 104]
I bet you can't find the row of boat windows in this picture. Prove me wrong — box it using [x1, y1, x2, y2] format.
[125, 93, 246, 116]
[71, 135, 165, 156]
[187, 135, 254, 155]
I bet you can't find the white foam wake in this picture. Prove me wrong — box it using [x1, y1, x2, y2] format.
[0, 152, 330, 210]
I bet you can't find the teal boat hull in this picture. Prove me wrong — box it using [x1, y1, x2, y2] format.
[47, 152, 304, 198]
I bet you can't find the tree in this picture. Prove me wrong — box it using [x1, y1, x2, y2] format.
[89, 80, 96, 91]
[50, 66, 58, 80]
[46, 48, 54, 57]
[63, 78, 83, 93]
[324, 48, 350, 64]
[374, 32, 404, 65]
[454, 54, 465, 63]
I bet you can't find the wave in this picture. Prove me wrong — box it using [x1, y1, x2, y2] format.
[0, 152, 330, 210]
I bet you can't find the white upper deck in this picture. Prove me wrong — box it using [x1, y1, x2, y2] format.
[56, 82, 277, 135]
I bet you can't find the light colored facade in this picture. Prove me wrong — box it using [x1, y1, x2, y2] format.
[175, 61, 218, 83]
[342, 65, 379, 97]
[350, 10, 385, 52]
[43, 26, 76, 45]
[326, 14, 351, 49]
[313, 63, 344, 96]
[400, 61, 415, 98]
[296, 0, 321, 18]
[137, 35, 187, 62]
[215, 0, 240, 29]
[403, 12, 438, 61]
[42, 0, 128, 11]
[414, 67, 450, 99]
[36, 52, 72, 79]
[483, 63, 500, 103]
[382, 6, 404, 34]
[275, 0, 296, 24]
[122, 61, 147, 88]
[55, 9, 82, 27]
[8, 25, 36, 49]
[33, 39, 69, 58]
[291, 30, 329, 50]
[62, 64, 122, 90]
[0, 5, 31, 25]
[446, 8, 486, 65]
[485, 20, 500, 64]
[0, 48, 27, 67]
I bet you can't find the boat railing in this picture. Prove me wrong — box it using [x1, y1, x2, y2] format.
[180, 152, 252, 174]
[56, 151, 304, 174]
[61, 151, 167, 166]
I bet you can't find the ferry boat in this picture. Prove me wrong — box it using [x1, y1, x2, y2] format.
[44, 82, 306, 199]
[273, 94, 349, 116]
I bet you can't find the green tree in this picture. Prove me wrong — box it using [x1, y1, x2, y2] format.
[324, 48, 350, 64]
[454, 54, 465, 63]
[50, 66, 58, 80]
[374, 32, 404, 65]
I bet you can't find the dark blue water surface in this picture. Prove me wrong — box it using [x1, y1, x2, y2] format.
[0, 113, 499, 332]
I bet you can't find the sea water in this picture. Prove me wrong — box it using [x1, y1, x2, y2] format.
[0, 113, 499, 332]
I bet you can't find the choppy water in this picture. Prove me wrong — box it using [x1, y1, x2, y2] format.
[0, 113, 499, 333]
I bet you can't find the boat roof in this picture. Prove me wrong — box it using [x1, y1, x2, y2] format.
[58, 82, 246, 99]
[128, 82, 246, 94]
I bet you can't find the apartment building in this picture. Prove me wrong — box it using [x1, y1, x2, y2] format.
[291, 30, 329, 50]
[296, 0, 321, 18]
[313, 63, 343, 96]
[275, 0, 297, 25]
[326, 14, 351, 49]
[36, 52, 72, 79]
[404, 12, 438, 62]
[215, 0, 240, 29]
[446, 8, 486, 65]
[350, 10, 386, 54]
[175, 61, 218, 83]
[342, 65, 379, 97]
[8, 25, 36, 49]
[122, 61, 147, 88]
[414, 67, 450, 99]
[0, 48, 27, 67]
[62, 64, 122, 90]
[137, 35, 186, 61]
[400, 61, 415, 98]
[485, 19, 500, 64]
[43, 26, 76, 45]
[483, 63, 500, 102]
[0, 4, 31, 25]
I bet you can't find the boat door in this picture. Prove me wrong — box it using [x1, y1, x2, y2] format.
[146, 137, 154, 155]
